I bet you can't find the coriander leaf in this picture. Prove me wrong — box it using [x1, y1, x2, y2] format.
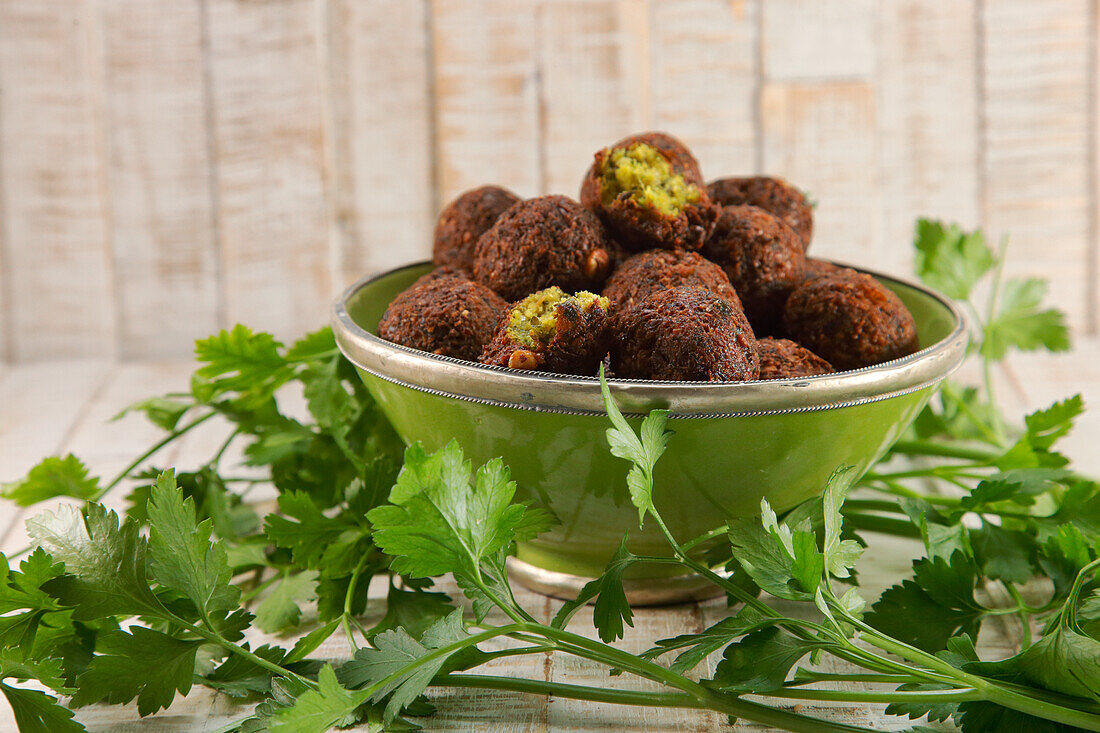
[1, 455, 99, 507]
[914, 219, 994, 300]
[194, 325, 293, 403]
[264, 491, 352, 569]
[711, 627, 822, 693]
[285, 327, 338, 362]
[0, 682, 84, 733]
[269, 664, 371, 732]
[982, 278, 1070, 361]
[368, 584, 455, 642]
[1025, 395, 1084, 451]
[147, 469, 240, 620]
[338, 610, 482, 722]
[27, 503, 165, 620]
[599, 368, 671, 525]
[71, 626, 200, 716]
[300, 355, 355, 432]
[822, 466, 862, 578]
[113, 395, 192, 432]
[254, 571, 319, 634]
[551, 536, 636, 642]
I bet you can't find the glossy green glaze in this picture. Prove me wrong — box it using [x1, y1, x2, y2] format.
[345, 265, 956, 578]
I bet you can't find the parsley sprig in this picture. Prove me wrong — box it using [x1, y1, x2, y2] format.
[1, 219, 1099, 732]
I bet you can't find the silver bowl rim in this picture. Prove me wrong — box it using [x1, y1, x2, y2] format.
[332, 259, 969, 418]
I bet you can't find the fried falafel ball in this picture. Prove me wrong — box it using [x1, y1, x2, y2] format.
[756, 337, 835, 380]
[580, 132, 716, 251]
[802, 257, 850, 282]
[783, 271, 919, 371]
[480, 286, 610, 375]
[377, 273, 508, 361]
[433, 185, 521, 272]
[602, 248, 742, 313]
[702, 205, 805, 336]
[707, 176, 813, 251]
[610, 286, 759, 381]
[472, 195, 614, 302]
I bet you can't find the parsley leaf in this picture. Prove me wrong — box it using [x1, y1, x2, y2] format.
[113, 395, 192, 432]
[268, 664, 371, 732]
[368, 584, 455, 642]
[982, 278, 1070, 361]
[254, 571, 319, 634]
[551, 536, 637, 642]
[71, 625, 200, 716]
[194, 325, 293, 404]
[0, 681, 84, 733]
[1, 455, 100, 507]
[914, 219, 995, 300]
[728, 500, 823, 601]
[711, 627, 823, 692]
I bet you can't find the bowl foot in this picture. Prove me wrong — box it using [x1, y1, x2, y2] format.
[506, 556, 725, 607]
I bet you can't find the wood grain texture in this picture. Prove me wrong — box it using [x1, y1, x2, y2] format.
[981, 0, 1093, 332]
[537, 0, 649, 197]
[760, 81, 880, 266]
[204, 0, 332, 343]
[876, 1, 981, 279]
[648, 0, 758, 178]
[761, 0, 876, 82]
[0, 0, 116, 361]
[431, 0, 542, 202]
[327, 0, 435, 285]
[98, 0, 222, 359]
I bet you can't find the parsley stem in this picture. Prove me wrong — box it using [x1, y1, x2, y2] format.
[838, 512, 921, 539]
[981, 235, 1011, 447]
[341, 554, 371, 650]
[785, 671, 910, 685]
[761, 686, 981, 704]
[887, 439, 999, 462]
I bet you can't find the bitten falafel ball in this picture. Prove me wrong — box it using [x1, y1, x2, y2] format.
[472, 195, 614, 302]
[783, 271, 919, 371]
[702, 205, 805, 336]
[756, 337, 834, 380]
[707, 176, 813, 251]
[377, 274, 507, 362]
[480, 286, 610, 375]
[602, 248, 742, 312]
[580, 132, 716, 251]
[433, 185, 521, 272]
[610, 286, 759, 381]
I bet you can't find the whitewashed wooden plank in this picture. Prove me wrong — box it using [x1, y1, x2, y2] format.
[982, 0, 1092, 333]
[431, 0, 542, 202]
[537, 0, 649, 197]
[98, 0, 221, 359]
[0, 0, 116, 361]
[649, 0, 758, 178]
[876, 1, 981, 279]
[326, 0, 435, 284]
[761, 0, 876, 83]
[1, 362, 192, 555]
[761, 82, 880, 265]
[204, 0, 333, 342]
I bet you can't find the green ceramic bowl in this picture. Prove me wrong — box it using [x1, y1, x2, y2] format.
[333, 261, 967, 602]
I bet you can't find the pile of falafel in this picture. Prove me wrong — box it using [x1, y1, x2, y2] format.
[377, 132, 919, 382]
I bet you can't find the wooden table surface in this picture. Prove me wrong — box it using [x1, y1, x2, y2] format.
[2, 350, 1099, 732]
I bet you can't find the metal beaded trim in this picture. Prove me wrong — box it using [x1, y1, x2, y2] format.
[332, 260, 969, 418]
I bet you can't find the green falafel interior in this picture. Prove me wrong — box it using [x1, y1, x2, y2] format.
[599, 142, 701, 216]
[507, 286, 609, 347]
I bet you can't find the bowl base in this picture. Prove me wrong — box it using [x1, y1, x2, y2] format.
[506, 557, 725, 607]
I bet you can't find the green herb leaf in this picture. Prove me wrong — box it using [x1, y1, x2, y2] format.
[1, 455, 100, 508]
[711, 627, 822, 693]
[914, 219, 995, 300]
[643, 605, 768, 674]
[0, 682, 84, 733]
[551, 536, 637, 643]
[268, 664, 371, 732]
[265, 491, 354, 569]
[368, 584, 455, 642]
[982, 278, 1070, 361]
[254, 571, 319, 634]
[599, 369, 670, 525]
[71, 626, 201, 716]
[113, 396, 192, 432]
[194, 324, 293, 404]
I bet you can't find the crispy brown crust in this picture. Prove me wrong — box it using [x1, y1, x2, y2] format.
[707, 176, 813, 251]
[755, 337, 834, 380]
[702, 205, 805, 337]
[433, 186, 521, 272]
[803, 258, 851, 282]
[377, 274, 508, 361]
[610, 286, 759, 381]
[783, 271, 919, 371]
[472, 195, 613, 302]
[602, 249, 742, 312]
[479, 298, 611, 376]
[579, 132, 716, 251]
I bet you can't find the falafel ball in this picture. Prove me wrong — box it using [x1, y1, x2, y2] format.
[480, 286, 610, 375]
[602, 248, 742, 312]
[803, 257, 851, 282]
[433, 185, 521, 272]
[756, 337, 835, 380]
[702, 205, 805, 336]
[580, 132, 716, 251]
[610, 286, 759, 381]
[472, 195, 614, 302]
[707, 176, 813, 251]
[783, 271, 919, 371]
[377, 273, 507, 361]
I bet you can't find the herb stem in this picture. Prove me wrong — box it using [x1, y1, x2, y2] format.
[761, 686, 981, 704]
[887, 439, 999, 462]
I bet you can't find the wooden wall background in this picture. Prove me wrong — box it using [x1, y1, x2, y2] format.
[0, 0, 1095, 362]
